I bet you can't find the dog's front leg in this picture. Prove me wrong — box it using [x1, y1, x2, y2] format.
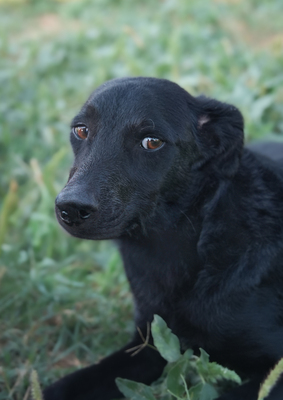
[43, 332, 166, 400]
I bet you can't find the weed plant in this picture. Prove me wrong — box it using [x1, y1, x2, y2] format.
[0, 0, 283, 398]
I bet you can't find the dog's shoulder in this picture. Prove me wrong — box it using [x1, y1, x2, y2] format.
[196, 146, 283, 289]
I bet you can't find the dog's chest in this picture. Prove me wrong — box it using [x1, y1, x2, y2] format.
[117, 231, 272, 372]
[117, 231, 208, 325]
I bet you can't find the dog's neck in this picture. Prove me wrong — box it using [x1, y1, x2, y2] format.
[116, 148, 283, 300]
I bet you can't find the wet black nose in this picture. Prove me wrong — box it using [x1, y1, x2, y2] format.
[55, 191, 97, 226]
[59, 207, 91, 224]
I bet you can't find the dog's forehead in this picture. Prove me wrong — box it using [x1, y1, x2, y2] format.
[74, 78, 195, 136]
[91, 78, 186, 114]
[87, 79, 166, 118]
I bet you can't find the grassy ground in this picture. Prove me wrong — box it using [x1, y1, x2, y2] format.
[0, 0, 283, 398]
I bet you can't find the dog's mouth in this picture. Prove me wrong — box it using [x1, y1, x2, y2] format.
[55, 204, 136, 240]
[55, 182, 160, 240]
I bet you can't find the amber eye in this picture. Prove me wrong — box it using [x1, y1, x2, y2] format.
[73, 125, 89, 140]
[141, 137, 164, 150]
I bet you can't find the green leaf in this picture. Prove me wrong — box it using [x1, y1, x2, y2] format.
[196, 349, 241, 385]
[199, 383, 218, 400]
[212, 366, 241, 385]
[183, 349, 194, 360]
[188, 382, 218, 400]
[115, 378, 156, 400]
[180, 374, 191, 400]
[199, 349, 210, 366]
[151, 315, 181, 363]
[189, 382, 203, 400]
[166, 358, 189, 398]
[250, 95, 273, 121]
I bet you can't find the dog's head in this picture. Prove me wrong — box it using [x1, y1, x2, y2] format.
[55, 77, 244, 240]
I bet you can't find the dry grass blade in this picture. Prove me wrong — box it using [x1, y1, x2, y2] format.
[258, 359, 283, 400]
[30, 370, 44, 400]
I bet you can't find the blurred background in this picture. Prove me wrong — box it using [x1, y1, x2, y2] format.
[0, 0, 283, 398]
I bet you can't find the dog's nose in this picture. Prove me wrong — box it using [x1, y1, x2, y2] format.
[59, 206, 91, 224]
[55, 192, 97, 226]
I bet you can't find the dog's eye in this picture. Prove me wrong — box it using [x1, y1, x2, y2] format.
[73, 125, 89, 140]
[141, 137, 164, 150]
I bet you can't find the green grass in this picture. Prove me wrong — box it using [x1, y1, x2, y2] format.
[0, 0, 283, 398]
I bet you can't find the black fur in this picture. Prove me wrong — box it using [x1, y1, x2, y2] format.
[45, 77, 283, 400]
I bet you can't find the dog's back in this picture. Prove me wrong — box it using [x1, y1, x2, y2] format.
[247, 141, 283, 164]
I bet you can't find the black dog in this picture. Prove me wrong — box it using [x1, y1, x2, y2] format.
[45, 77, 283, 400]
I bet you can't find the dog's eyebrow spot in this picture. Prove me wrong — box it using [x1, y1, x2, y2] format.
[71, 115, 88, 127]
[140, 119, 156, 131]
[128, 119, 156, 134]
[71, 104, 99, 127]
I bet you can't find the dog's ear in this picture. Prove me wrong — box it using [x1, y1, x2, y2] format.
[191, 96, 244, 176]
